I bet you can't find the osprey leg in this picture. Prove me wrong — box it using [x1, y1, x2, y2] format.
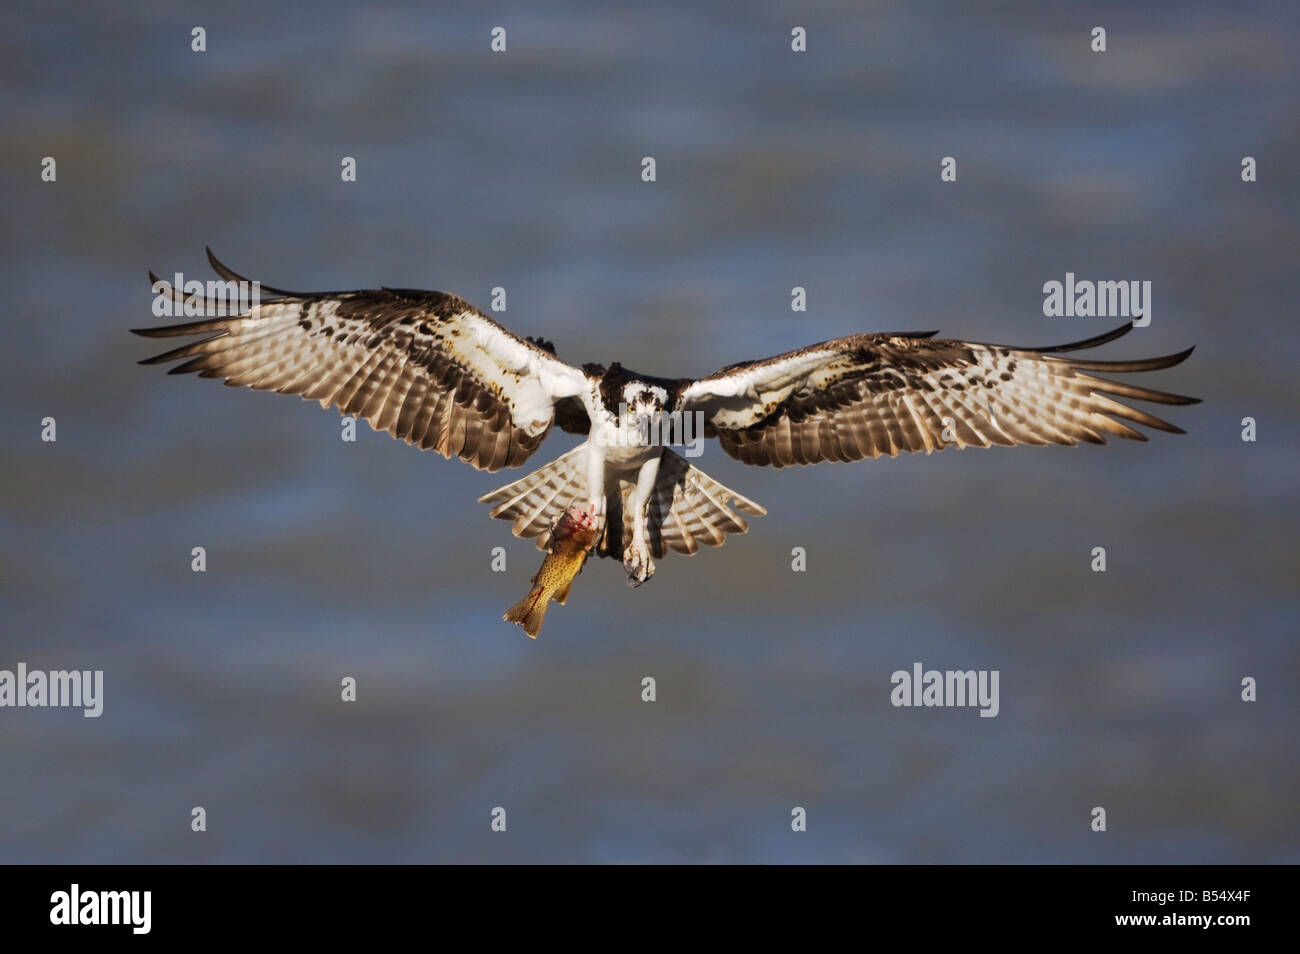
[623, 451, 661, 587]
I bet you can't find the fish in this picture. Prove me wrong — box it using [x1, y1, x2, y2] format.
[504, 503, 603, 638]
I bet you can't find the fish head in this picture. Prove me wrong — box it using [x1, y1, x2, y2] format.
[555, 502, 601, 544]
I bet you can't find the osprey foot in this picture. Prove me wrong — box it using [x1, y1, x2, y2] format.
[623, 541, 654, 587]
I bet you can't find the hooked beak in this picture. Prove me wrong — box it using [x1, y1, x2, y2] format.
[635, 409, 658, 440]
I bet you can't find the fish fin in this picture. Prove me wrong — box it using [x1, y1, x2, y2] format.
[504, 586, 548, 638]
[554, 580, 573, 605]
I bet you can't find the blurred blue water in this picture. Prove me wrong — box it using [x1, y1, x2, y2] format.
[1, 0, 1297, 862]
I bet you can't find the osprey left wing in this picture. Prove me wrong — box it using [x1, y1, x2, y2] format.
[680, 324, 1198, 467]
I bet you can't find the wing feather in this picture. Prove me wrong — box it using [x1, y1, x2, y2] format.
[682, 323, 1198, 467]
[134, 253, 588, 472]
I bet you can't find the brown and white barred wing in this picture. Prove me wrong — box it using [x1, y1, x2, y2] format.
[681, 325, 1198, 467]
[134, 252, 587, 472]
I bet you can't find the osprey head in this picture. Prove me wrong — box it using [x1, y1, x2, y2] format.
[621, 380, 669, 430]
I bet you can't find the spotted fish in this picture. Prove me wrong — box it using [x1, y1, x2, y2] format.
[504, 504, 602, 638]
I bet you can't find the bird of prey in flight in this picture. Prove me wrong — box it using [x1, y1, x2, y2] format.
[135, 250, 1198, 587]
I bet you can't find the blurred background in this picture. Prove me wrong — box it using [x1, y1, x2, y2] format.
[1, 0, 1296, 863]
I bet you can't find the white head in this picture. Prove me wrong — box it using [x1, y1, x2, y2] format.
[622, 382, 668, 421]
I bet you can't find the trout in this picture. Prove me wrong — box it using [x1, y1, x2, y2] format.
[504, 504, 602, 638]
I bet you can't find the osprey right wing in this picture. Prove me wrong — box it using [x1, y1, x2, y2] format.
[134, 249, 588, 472]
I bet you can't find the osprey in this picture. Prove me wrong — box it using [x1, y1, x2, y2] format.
[135, 250, 1199, 586]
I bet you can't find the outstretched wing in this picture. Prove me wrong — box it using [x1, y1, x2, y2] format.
[133, 250, 589, 472]
[680, 324, 1199, 467]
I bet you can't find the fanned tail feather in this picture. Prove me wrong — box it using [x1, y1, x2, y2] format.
[477, 444, 589, 548]
[479, 446, 766, 561]
[599, 450, 766, 559]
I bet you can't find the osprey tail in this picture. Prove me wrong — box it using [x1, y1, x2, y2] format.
[478, 445, 590, 543]
[478, 447, 766, 558]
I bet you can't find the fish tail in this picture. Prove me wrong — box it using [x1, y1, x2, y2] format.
[504, 586, 549, 639]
